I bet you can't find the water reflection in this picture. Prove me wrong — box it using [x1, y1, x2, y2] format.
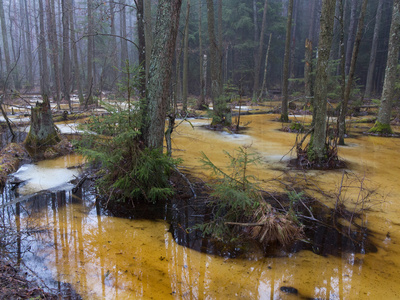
[1, 180, 394, 299]
[0, 114, 400, 299]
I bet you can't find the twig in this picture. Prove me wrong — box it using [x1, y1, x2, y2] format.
[174, 167, 197, 199]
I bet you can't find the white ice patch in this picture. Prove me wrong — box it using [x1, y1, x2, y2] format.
[13, 164, 80, 195]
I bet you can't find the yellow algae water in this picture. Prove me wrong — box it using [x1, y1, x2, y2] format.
[10, 115, 400, 299]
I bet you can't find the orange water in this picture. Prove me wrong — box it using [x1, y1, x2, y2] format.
[19, 114, 400, 299]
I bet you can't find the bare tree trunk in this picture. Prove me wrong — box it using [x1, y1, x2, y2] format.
[281, 0, 294, 122]
[304, 38, 313, 101]
[0, 0, 14, 90]
[62, 0, 71, 111]
[86, 0, 94, 107]
[370, 0, 400, 134]
[70, 0, 84, 104]
[345, 0, 359, 75]
[197, 0, 206, 110]
[46, 0, 61, 109]
[39, 0, 50, 96]
[120, 0, 128, 69]
[136, 0, 146, 98]
[182, 0, 190, 112]
[142, 0, 182, 150]
[311, 0, 336, 161]
[338, 0, 368, 145]
[364, 0, 384, 98]
[259, 33, 272, 100]
[23, 0, 33, 88]
[109, 0, 117, 89]
[253, 0, 268, 100]
[144, 0, 153, 82]
[289, 0, 298, 86]
[207, 0, 230, 126]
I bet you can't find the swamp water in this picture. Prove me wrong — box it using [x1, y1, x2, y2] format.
[1, 114, 400, 299]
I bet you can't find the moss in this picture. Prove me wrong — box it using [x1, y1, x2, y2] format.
[368, 121, 393, 134]
[290, 122, 304, 132]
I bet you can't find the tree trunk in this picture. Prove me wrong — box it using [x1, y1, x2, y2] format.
[120, 0, 128, 69]
[62, 0, 71, 111]
[70, 0, 84, 104]
[182, 0, 190, 112]
[197, 0, 206, 110]
[311, 0, 336, 161]
[207, 0, 230, 126]
[86, 0, 94, 107]
[23, 0, 34, 88]
[289, 0, 298, 85]
[38, 0, 50, 96]
[304, 38, 313, 101]
[253, 0, 268, 100]
[338, 0, 368, 145]
[142, 0, 182, 150]
[281, 0, 294, 122]
[109, 0, 117, 90]
[136, 0, 146, 98]
[370, 0, 400, 134]
[0, 0, 14, 90]
[345, 0, 358, 75]
[259, 33, 272, 100]
[364, 0, 384, 98]
[46, 0, 61, 109]
[144, 0, 153, 83]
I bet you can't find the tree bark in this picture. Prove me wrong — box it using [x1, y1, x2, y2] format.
[0, 0, 14, 90]
[23, 0, 34, 88]
[70, 0, 84, 104]
[62, 0, 71, 111]
[136, 0, 146, 98]
[253, 0, 268, 100]
[142, 0, 183, 150]
[311, 0, 336, 161]
[120, 0, 128, 69]
[281, 0, 294, 122]
[304, 38, 313, 101]
[370, 0, 400, 134]
[46, 0, 61, 109]
[197, 0, 206, 109]
[338, 0, 368, 145]
[345, 0, 359, 75]
[38, 0, 50, 96]
[258, 33, 272, 100]
[364, 0, 384, 98]
[207, 0, 230, 126]
[182, 0, 190, 112]
[86, 0, 94, 107]
[144, 0, 153, 83]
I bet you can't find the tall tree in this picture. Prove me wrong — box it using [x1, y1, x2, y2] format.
[252, 0, 268, 100]
[38, 0, 49, 96]
[364, 0, 384, 97]
[197, 0, 206, 109]
[120, 0, 128, 69]
[0, 0, 14, 90]
[345, 0, 359, 75]
[23, 0, 34, 88]
[142, 0, 183, 149]
[338, 0, 368, 145]
[136, 0, 146, 98]
[70, 0, 84, 104]
[46, 0, 61, 109]
[86, 0, 94, 107]
[370, 0, 400, 134]
[310, 0, 336, 161]
[144, 0, 153, 82]
[62, 0, 71, 111]
[281, 0, 294, 122]
[182, 0, 190, 112]
[207, 0, 230, 126]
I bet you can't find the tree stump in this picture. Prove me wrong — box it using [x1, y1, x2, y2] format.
[24, 95, 60, 150]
